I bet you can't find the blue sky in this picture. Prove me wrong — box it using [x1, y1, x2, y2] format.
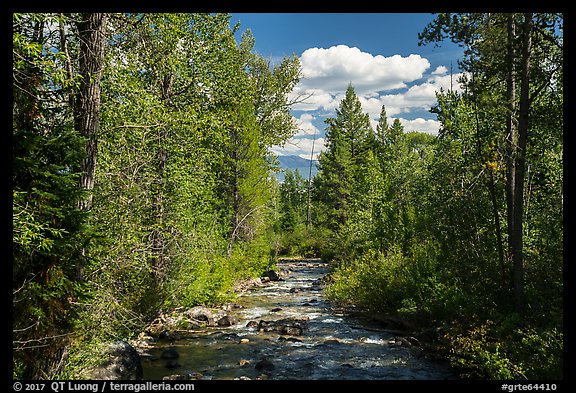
[229, 13, 466, 160]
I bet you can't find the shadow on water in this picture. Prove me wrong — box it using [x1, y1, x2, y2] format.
[141, 259, 455, 380]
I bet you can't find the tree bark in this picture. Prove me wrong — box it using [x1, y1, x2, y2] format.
[504, 13, 517, 298]
[75, 13, 107, 212]
[74, 13, 107, 281]
[511, 13, 533, 316]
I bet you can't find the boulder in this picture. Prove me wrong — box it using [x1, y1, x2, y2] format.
[246, 320, 259, 329]
[86, 341, 143, 380]
[264, 270, 283, 282]
[257, 320, 277, 332]
[391, 336, 413, 348]
[185, 306, 221, 327]
[278, 325, 303, 336]
[217, 315, 239, 327]
[257, 318, 307, 336]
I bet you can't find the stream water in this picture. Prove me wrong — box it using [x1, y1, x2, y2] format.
[141, 258, 455, 380]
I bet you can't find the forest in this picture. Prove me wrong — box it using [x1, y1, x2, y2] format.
[13, 13, 562, 380]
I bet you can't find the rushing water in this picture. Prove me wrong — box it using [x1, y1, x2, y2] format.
[141, 259, 455, 380]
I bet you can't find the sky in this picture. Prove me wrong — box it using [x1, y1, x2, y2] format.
[229, 13, 467, 160]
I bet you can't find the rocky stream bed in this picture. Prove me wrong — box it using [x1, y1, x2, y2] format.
[125, 258, 456, 381]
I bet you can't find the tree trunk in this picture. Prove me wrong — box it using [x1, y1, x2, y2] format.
[504, 13, 518, 297]
[511, 13, 533, 316]
[74, 13, 107, 280]
[75, 13, 107, 211]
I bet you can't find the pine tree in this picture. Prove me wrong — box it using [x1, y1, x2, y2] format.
[13, 13, 91, 379]
[313, 83, 374, 234]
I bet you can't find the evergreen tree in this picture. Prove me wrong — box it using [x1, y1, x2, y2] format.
[13, 13, 92, 379]
[313, 83, 374, 248]
[375, 105, 389, 145]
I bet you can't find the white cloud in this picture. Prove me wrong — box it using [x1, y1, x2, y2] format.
[290, 45, 431, 112]
[398, 117, 441, 135]
[298, 45, 430, 94]
[357, 72, 466, 122]
[289, 44, 464, 120]
[271, 137, 326, 161]
[432, 65, 448, 75]
[294, 114, 320, 137]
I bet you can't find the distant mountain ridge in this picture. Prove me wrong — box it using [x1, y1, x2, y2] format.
[275, 155, 319, 181]
[277, 155, 317, 168]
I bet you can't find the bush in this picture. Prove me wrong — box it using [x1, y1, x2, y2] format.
[438, 318, 563, 380]
[324, 247, 407, 311]
[515, 327, 563, 379]
[443, 320, 525, 379]
[275, 225, 330, 259]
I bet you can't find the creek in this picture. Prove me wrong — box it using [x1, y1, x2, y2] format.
[141, 258, 455, 380]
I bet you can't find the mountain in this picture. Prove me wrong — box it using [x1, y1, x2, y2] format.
[274, 155, 319, 182]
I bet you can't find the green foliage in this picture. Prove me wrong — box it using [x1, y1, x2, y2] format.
[13, 12, 300, 379]
[13, 11, 561, 381]
[516, 327, 563, 379]
[313, 84, 374, 235]
[275, 224, 329, 258]
[444, 321, 526, 379]
[242, 37, 301, 147]
[278, 168, 308, 231]
[169, 254, 235, 307]
[13, 13, 93, 379]
[439, 319, 563, 380]
[314, 13, 562, 377]
[78, 11, 298, 341]
[325, 248, 407, 311]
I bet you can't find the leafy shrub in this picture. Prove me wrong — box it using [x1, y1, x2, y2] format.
[443, 320, 525, 379]
[441, 319, 563, 380]
[325, 247, 407, 311]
